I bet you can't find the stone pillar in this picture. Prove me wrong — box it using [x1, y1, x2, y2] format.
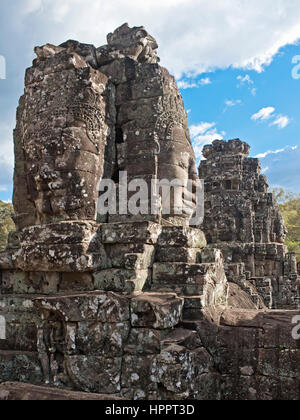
[12, 44, 115, 274]
[96, 24, 198, 227]
[199, 139, 291, 309]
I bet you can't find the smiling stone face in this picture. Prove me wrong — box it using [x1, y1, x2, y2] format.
[13, 46, 115, 229]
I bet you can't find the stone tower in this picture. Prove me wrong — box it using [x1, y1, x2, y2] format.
[199, 139, 300, 309]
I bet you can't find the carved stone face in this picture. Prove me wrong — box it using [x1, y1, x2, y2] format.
[156, 108, 198, 226]
[13, 26, 198, 231]
[13, 47, 114, 228]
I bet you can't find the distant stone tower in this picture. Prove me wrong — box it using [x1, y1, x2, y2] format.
[199, 139, 299, 308]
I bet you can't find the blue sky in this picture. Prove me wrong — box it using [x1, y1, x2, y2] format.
[181, 44, 300, 192]
[0, 0, 300, 202]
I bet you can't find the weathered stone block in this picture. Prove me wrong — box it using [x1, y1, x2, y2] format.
[201, 248, 224, 264]
[152, 263, 213, 286]
[60, 273, 94, 292]
[0, 351, 43, 384]
[182, 308, 204, 321]
[155, 247, 202, 263]
[101, 222, 162, 245]
[19, 222, 99, 245]
[121, 355, 156, 394]
[0, 318, 37, 352]
[35, 292, 130, 323]
[28, 272, 61, 294]
[161, 328, 202, 351]
[25, 51, 89, 85]
[157, 226, 207, 248]
[0, 296, 36, 315]
[65, 355, 122, 394]
[15, 243, 108, 273]
[151, 345, 212, 395]
[0, 271, 28, 294]
[94, 269, 150, 293]
[0, 382, 124, 401]
[124, 328, 161, 355]
[106, 243, 155, 269]
[75, 321, 130, 356]
[131, 293, 183, 329]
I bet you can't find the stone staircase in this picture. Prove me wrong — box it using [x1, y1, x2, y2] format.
[225, 263, 266, 309]
[150, 226, 228, 321]
[93, 223, 229, 322]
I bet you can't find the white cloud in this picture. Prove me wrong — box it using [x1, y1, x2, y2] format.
[271, 115, 291, 129]
[261, 166, 270, 173]
[225, 99, 242, 108]
[20, 0, 300, 79]
[177, 80, 198, 89]
[199, 77, 212, 85]
[237, 74, 254, 86]
[237, 74, 258, 96]
[178, 77, 212, 89]
[251, 107, 291, 129]
[190, 122, 216, 137]
[190, 122, 225, 160]
[255, 145, 298, 159]
[251, 107, 276, 121]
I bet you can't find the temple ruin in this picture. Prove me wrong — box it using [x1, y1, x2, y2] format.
[0, 24, 299, 400]
[199, 139, 300, 310]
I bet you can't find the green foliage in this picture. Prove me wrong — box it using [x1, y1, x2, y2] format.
[0, 201, 15, 252]
[273, 188, 300, 260]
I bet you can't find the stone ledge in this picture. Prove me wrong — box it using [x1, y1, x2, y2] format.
[157, 226, 207, 248]
[0, 382, 124, 400]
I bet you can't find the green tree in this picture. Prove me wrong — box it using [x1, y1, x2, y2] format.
[273, 188, 300, 261]
[0, 201, 15, 251]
